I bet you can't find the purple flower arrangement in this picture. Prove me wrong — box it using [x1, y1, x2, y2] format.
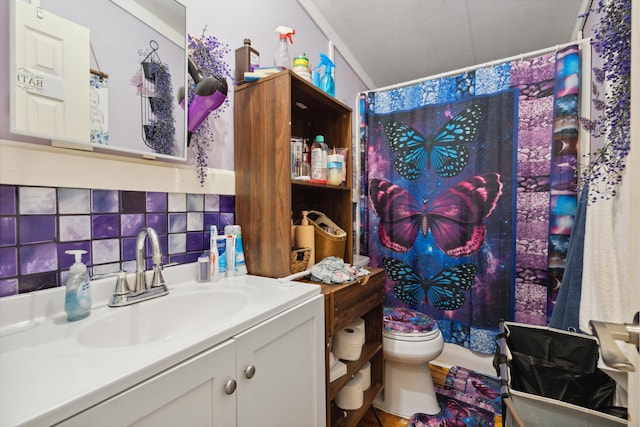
[580, 0, 631, 202]
[187, 28, 235, 185]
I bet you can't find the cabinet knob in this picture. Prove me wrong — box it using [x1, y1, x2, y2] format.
[244, 365, 256, 379]
[224, 379, 237, 395]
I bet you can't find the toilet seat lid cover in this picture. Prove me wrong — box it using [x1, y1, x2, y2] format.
[383, 307, 437, 334]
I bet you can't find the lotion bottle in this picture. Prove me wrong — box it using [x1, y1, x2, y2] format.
[295, 211, 315, 266]
[64, 250, 91, 322]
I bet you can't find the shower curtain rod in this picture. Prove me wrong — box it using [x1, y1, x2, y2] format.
[368, 38, 591, 94]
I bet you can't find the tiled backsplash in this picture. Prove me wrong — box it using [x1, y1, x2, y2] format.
[0, 185, 235, 297]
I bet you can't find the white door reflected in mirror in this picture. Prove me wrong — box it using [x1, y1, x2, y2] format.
[10, 0, 90, 144]
[8, 0, 187, 161]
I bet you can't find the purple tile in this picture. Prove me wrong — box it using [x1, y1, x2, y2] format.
[147, 192, 167, 212]
[59, 215, 91, 241]
[168, 213, 187, 233]
[58, 188, 90, 214]
[92, 214, 120, 238]
[20, 243, 58, 275]
[0, 217, 17, 246]
[186, 232, 204, 252]
[0, 247, 18, 278]
[204, 194, 220, 212]
[121, 237, 137, 261]
[92, 239, 120, 264]
[220, 195, 235, 213]
[146, 214, 167, 234]
[19, 187, 56, 214]
[121, 214, 145, 237]
[121, 191, 146, 213]
[219, 212, 235, 231]
[92, 189, 119, 213]
[0, 278, 18, 297]
[168, 233, 186, 254]
[19, 215, 56, 244]
[204, 213, 220, 230]
[0, 186, 16, 215]
[187, 194, 204, 211]
[168, 253, 190, 264]
[57, 242, 92, 270]
[19, 272, 58, 293]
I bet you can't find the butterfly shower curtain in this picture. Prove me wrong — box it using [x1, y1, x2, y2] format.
[361, 45, 580, 353]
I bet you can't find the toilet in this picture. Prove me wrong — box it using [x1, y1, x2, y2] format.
[374, 306, 444, 418]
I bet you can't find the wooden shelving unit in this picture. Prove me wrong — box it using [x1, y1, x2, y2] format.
[316, 268, 385, 427]
[234, 70, 353, 278]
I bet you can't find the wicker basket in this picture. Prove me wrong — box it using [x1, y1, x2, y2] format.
[306, 210, 347, 262]
[290, 247, 311, 273]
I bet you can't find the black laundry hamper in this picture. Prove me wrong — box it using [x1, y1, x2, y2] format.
[494, 321, 628, 427]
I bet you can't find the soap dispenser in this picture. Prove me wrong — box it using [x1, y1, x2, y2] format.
[64, 250, 92, 322]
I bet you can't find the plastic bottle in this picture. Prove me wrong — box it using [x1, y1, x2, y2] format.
[274, 26, 295, 69]
[293, 53, 312, 82]
[197, 253, 210, 282]
[64, 250, 91, 322]
[209, 225, 220, 281]
[224, 225, 248, 275]
[235, 38, 260, 84]
[315, 53, 335, 96]
[295, 211, 315, 266]
[311, 135, 329, 182]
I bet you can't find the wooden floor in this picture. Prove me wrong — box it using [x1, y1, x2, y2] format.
[356, 406, 409, 427]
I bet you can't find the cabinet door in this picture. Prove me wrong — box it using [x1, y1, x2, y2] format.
[235, 294, 326, 427]
[58, 340, 237, 427]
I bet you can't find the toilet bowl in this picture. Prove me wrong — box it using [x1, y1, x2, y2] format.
[374, 307, 444, 418]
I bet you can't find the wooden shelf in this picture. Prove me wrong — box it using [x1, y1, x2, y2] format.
[316, 269, 385, 427]
[234, 70, 353, 278]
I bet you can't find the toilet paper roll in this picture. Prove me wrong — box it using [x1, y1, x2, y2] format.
[333, 324, 365, 361]
[359, 361, 371, 391]
[335, 373, 364, 410]
[348, 318, 366, 344]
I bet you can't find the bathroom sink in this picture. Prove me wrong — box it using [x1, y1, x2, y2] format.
[76, 287, 250, 348]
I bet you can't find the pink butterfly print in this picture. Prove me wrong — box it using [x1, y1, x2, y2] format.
[471, 379, 500, 400]
[368, 173, 503, 257]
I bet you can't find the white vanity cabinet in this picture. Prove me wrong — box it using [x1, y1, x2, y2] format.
[58, 294, 325, 427]
[235, 293, 326, 426]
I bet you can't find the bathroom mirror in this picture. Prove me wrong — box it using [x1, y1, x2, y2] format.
[10, 0, 187, 161]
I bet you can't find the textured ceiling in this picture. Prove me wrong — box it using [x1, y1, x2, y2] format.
[304, 0, 588, 88]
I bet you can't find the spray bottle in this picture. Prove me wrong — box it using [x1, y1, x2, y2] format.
[314, 53, 335, 96]
[274, 26, 295, 69]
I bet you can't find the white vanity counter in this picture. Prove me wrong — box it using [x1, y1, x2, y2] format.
[0, 264, 322, 426]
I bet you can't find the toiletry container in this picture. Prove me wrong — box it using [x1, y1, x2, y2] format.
[311, 135, 328, 181]
[64, 250, 92, 322]
[197, 253, 210, 282]
[293, 54, 312, 82]
[327, 153, 343, 185]
[224, 225, 248, 275]
[295, 211, 315, 266]
[235, 38, 260, 84]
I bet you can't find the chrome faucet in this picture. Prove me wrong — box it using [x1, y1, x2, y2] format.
[134, 226, 165, 292]
[108, 227, 169, 307]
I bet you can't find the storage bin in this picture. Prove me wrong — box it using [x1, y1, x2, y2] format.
[496, 321, 627, 427]
[290, 247, 311, 273]
[306, 210, 347, 262]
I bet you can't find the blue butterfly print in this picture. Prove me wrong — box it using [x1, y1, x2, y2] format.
[385, 104, 483, 179]
[383, 257, 477, 310]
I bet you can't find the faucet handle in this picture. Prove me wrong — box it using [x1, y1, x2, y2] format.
[112, 271, 131, 296]
[150, 265, 166, 289]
